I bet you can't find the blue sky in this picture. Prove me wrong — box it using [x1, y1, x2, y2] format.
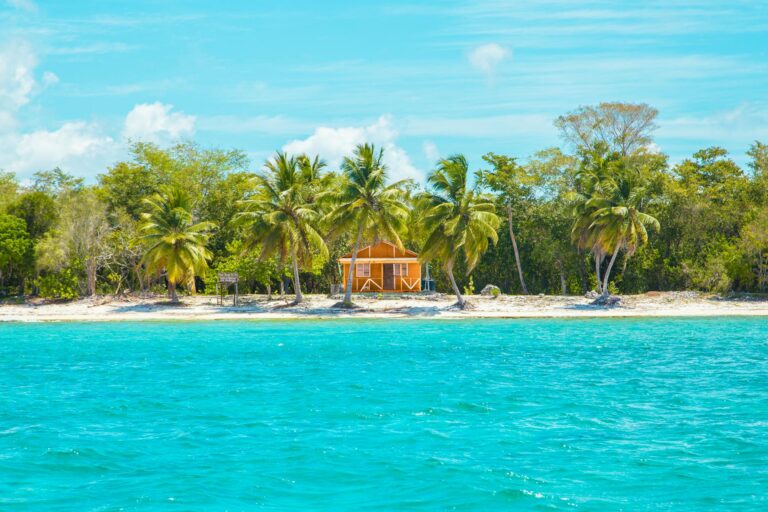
[1, 0, 767, 182]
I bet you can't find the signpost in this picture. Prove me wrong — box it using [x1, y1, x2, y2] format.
[217, 272, 239, 306]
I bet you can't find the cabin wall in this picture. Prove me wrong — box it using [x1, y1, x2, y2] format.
[341, 261, 422, 293]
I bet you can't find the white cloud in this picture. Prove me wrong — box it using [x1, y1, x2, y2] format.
[122, 102, 196, 143]
[0, 42, 111, 177]
[468, 43, 509, 76]
[0, 43, 197, 179]
[282, 115, 423, 182]
[0, 41, 38, 110]
[1, 103, 199, 179]
[5, 121, 118, 176]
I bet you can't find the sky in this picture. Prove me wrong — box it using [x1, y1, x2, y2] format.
[1, 0, 767, 183]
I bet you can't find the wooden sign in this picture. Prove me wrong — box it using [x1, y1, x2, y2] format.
[218, 272, 239, 284]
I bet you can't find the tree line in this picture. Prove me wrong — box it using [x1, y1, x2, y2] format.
[0, 102, 766, 306]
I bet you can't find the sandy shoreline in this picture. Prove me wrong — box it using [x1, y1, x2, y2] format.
[0, 292, 766, 322]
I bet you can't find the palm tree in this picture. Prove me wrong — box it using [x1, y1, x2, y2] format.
[237, 152, 327, 304]
[419, 155, 501, 308]
[570, 143, 618, 294]
[327, 143, 409, 307]
[587, 172, 660, 296]
[141, 187, 214, 303]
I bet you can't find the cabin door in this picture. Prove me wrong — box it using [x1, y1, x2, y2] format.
[383, 264, 395, 290]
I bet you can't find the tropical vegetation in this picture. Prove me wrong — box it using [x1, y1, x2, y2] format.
[0, 102, 765, 303]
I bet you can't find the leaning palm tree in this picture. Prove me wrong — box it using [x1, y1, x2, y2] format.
[326, 143, 409, 307]
[587, 172, 660, 296]
[419, 154, 501, 309]
[141, 187, 214, 303]
[569, 143, 619, 294]
[237, 152, 328, 304]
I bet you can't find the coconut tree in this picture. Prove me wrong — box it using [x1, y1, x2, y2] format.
[586, 172, 660, 296]
[569, 143, 619, 294]
[141, 187, 214, 303]
[327, 143, 409, 307]
[419, 154, 501, 308]
[237, 152, 328, 304]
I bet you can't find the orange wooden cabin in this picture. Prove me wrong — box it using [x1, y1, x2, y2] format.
[339, 241, 422, 293]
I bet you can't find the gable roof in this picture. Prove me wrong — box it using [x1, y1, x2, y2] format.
[340, 240, 418, 260]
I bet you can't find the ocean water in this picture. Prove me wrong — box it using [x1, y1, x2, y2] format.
[1, 319, 767, 511]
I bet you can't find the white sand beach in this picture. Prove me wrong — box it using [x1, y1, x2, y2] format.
[1, 292, 766, 322]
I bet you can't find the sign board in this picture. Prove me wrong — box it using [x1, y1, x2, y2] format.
[218, 272, 239, 284]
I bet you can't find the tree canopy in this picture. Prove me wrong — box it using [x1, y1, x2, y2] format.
[0, 102, 765, 301]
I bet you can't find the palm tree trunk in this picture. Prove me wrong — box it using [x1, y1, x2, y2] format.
[277, 255, 285, 298]
[446, 258, 465, 308]
[291, 244, 303, 304]
[169, 281, 179, 303]
[507, 204, 528, 294]
[343, 225, 363, 306]
[601, 242, 622, 296]
[594, 251, 603, 294]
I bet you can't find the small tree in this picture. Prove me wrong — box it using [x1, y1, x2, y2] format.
[0, 214, 32, 293]
[141, 188, 214, 303]
[479, 152, 540, 294]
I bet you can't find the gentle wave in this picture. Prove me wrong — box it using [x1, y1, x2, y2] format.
[1, 318, 767, 510]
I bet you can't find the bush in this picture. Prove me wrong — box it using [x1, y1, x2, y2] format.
[463, 276, 475, 295]
[34, 269, 79, 300]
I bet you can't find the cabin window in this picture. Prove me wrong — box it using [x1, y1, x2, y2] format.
[356, 263, 370, 277]
[393, 263, 408, 276]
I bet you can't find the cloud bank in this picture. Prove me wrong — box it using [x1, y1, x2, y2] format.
[283, 115, 423, 182]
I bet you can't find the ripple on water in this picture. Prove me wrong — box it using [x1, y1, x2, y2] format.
[0, 318, 767, 510]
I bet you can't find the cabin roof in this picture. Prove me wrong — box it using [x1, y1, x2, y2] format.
[339, 240, 418, 261]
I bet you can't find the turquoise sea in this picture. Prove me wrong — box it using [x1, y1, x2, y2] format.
[1, 318, 767, 510]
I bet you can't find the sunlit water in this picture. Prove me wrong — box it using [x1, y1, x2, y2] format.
[1, 318, 767, 510]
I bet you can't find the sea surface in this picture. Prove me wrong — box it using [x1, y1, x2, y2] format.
[1, 318, 767, 510]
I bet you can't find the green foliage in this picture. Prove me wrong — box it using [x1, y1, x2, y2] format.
[99, 161, 160, 218]
[463, 276, 475, 296]
[9, 191, 57, 240]
[0, 171, 19, 212]
[204, 241, 277, 294]
[32, 168, 83, 195]
[34, 189, 111, 296]
[419, 154, 501, 306]
[34, 268, 80, 300]
[2, 104, 766, 301]
[0, 214, 32, 293]
[237, 152, 329, 302]
[740, 208, 768, 291]
[140, 187, 215, 301]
